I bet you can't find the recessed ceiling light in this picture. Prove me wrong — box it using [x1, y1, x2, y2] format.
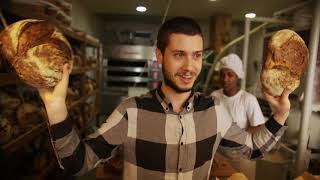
[245, 13, 256, 18]
[136, 6, 147, 12]
[209, 0, 217, 1]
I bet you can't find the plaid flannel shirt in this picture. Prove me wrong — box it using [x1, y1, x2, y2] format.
[51, 88, 287, 180]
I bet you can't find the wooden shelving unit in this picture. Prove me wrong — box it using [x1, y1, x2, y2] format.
[68, 89, 98, 108]
[0, 73, 23, 86]
[21, 157, 58, 180]
[2, 1, 100, 47]
[71, 66, 98, 75]
[79, 110, 99, 134]
[0, 1, 102, 179]
[37, 158, 58, 179]
[2, 122, 47, 155]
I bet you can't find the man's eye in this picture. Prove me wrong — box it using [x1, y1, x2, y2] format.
[174, 53, 184, 58]
[193, 53, 202, 59]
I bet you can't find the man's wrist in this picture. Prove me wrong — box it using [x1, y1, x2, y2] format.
[273, 111, 289, 125]
[45, 103, 68, 125]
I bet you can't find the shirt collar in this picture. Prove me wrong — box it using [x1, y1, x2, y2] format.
[155, 84, 195, 113]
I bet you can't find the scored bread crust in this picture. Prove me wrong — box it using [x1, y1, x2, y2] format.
[261, 29, 309, 96]
[0, 19, 73, 88]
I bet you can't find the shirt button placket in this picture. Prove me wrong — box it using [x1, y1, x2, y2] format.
[178, 114, 184, 176]
[179, 114, 183, 143]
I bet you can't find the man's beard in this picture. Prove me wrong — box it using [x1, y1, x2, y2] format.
[162, 66, 195, 93]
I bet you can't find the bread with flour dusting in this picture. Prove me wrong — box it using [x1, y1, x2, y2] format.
[261, 29, 309, 96]
[0, 19, 73, 88]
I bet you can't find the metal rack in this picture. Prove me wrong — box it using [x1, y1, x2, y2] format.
[100, 45, 161, 115]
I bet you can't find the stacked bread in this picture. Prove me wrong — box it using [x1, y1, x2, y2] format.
[41, 0, 72, 26]
[0, 19, 73, 88]
[17, 103, 47, 130]
[261, 29, 309, 96]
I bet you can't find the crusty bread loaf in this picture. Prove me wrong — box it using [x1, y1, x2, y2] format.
[261, 29, 309, 96]
[0, 116, 13, 145]
[0, 91, 21, 109]
[0, 19, 72, 88]
[17, 103, 46, 129]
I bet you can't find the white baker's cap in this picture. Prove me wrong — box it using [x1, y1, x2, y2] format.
[219, 53, 244, 79]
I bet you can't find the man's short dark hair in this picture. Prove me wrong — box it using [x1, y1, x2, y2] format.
[156, 17, 203, 54]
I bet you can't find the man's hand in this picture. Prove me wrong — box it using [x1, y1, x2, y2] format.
[263, 88, 292, 125]
[38, 63, 72, 125]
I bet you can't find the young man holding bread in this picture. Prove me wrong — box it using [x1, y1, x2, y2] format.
[211, 53, 265, 180]
[38, 17, 291, 180]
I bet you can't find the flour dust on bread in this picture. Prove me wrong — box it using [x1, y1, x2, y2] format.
[261, 29, 309, 96]
[0, 19, 73, 88]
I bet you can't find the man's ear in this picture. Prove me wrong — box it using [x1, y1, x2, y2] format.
[156, 48, 163, 65]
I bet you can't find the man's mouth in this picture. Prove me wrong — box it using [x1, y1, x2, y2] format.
[177, 72, 194, 84]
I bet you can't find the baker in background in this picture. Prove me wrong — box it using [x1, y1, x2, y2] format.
[211, 53, 265, 180]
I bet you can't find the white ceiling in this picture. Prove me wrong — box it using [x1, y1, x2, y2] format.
[83, 0, 305, 20]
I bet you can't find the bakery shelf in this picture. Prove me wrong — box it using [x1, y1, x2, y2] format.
[107, 76, 150, 83]
[2, 89, 98, 155]
[71, 66, 98, 74]
[61, 27, 100, 47]
[34, 157, 58, 180]
[2, 2, 99, 47]
[33, 157, 58, 180]
[68, 89, 98, 109]
[0, 1, 102, 179]
[107, 66, 149, 73]
[2, 121, 47, 155]
[21, 158, 58, 180]
[0, 73, 23, 86]
[80, 110, 99, 134]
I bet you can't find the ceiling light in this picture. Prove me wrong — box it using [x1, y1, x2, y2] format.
[245, 13, 256, 18]
[136, 6, 147, 12]
[209, 0, 217, 1]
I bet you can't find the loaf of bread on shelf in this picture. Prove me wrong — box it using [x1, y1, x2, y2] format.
[83, 76, 96, 94]
[261, 29, 309, 96]
[0, 91, 21, 109]
[73, 55, 84, 68]
[0, 19, 73, 88]
[84, 102, 95, 122]
[0, 115, 13, 145]
[16, 102, 47, 129]
[66, 87, 80, 107]
[69, 107, 84, 129]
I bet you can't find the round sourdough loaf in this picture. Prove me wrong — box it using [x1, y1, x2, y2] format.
[261, 29, 309, 96]
[0, 19, 72, 88]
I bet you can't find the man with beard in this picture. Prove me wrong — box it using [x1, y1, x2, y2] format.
[211, 53, 265, 180]
[38, 17, 291, 180]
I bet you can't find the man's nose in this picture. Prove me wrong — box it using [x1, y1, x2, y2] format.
[182, 56, 193, 70]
